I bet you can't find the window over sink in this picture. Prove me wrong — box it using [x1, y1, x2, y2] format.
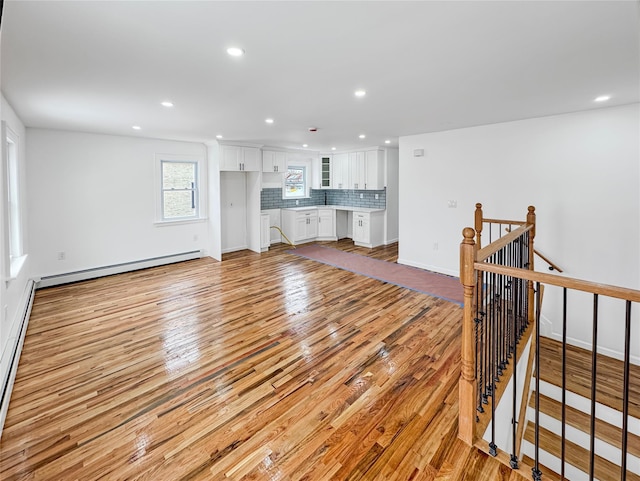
[283, 165, 307, 199]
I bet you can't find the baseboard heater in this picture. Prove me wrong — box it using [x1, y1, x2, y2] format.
[0, 279, 36, 437]
[38, 250, 203, 288]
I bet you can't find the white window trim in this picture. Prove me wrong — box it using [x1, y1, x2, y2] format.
[282, 159, 311, 200]
[154, 153, 207, 225]
[2, 121, 27, 282]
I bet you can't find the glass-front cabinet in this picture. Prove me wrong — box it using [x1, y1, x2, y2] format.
[321, 156, 331, 188]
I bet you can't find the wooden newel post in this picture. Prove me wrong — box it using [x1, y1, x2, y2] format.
[527, 206, 536, 324]
[474, 203, 483, 249]
[459, 227, 477, 445]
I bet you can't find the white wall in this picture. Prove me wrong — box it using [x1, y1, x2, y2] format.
[0, 94, 32, 405]
[384, 147, 399, 244]
[399, 103, 639, 361]
[27, 129, 210, 277]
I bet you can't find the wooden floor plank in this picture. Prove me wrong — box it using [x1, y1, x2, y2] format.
[0, 240, 525, 480]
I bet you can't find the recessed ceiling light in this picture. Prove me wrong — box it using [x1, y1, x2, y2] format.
[227, 47, 245, 57]
[132, 125, 141, 130]
[302, 144, 308, 148]
[331, 147, 336, 151]
[594, 95, 611, 102]
[359, 134, 366, 139]
[161, 101, 174, 108]
[265, 118, 274, 124]
[354, 90, 366, 98]
[216, 134, 223, 139]
[384, 140, 391, 144]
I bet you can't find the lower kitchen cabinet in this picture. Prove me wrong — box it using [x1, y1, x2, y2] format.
[260, 213, 271, 252]
[352, 211, 384, 248]
[281, 209, 318, 245]
[317, 208, 336, 240]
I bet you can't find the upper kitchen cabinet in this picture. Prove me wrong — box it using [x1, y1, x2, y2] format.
[348, 151, 366, 190]
[320, 155, 331, 188]
[365, 149, 384, 190]
[330, 149, 385, 190]
[332, 153, 349, 189]
[220, 145, 260, 171]
[262, 150, 286, 173]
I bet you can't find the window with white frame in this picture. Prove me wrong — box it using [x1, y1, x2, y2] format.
[284, 165, 307, 199]
[160, 159, 199, 220]
[3, 122, 25, 279]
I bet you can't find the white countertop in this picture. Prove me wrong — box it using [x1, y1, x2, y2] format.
[281, 205, 385, 213]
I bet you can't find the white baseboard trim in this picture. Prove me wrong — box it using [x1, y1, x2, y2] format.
[0, 279, 36, 438]
[221, 245, 248, 254]
[38, 251, 203, 288]
[396, 257, 459, 278]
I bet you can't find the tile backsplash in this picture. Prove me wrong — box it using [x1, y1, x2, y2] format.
[261, 188, 386, 210]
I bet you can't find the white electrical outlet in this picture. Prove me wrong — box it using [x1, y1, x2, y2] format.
[433, 242, 439, 250]
[375, 194, 379, 200]
[360, 193, 364, 199]
[296, 200, 299, 205]
[57, 251, 66, 260]
[448, 200, 457, 208]
[193, 234, 198, 242]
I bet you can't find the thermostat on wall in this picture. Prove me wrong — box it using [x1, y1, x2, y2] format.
[413, 149, 424, 157]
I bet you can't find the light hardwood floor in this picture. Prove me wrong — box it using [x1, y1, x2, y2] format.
[0, 241, 528, 480]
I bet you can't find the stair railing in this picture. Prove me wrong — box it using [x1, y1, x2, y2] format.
[459, 204, 639, 480]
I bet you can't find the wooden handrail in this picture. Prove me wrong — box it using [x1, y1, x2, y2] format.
[476, 262, 640, 302]
[476, 224, 533, 262]
[505, 226, 563, 273]
[535, 248, 563, 273]
[483, 218, 526, 226]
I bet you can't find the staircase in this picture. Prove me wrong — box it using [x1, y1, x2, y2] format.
[521, 338, 640, 480]
[458, 203, 640, 481]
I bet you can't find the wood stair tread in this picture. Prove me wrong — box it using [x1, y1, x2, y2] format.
[538, 337, 640, 420]
[523, 421, 640, 481]
[530, 392, 640, 458]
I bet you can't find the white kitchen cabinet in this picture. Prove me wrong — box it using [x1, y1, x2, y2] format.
[260, 213, 271, 252]
[331, 150, 384, 190]
[365, 149, 384, 190]
[352, 211, 385, 248]
[220, 145, 260, 171]
[349, 151, 366, 190]
[332, 153, 349, 189]
[281, 208, 318, 245]
[317, 208, 336, 240]
[262, 150, 286, 173]
[320, 155, 331, 188]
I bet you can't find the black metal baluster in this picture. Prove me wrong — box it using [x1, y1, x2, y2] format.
[475, 313, 484, 416]
[621, 301, 631, 481]
[482, 272, 489, 406]
[561, 287, 567, 480]
[589, 294, 599, 481]
[532, 282, 542, 481]
[497, 250, 504, 376]
[489, 270, 497, 456]
[510, 276, 518, 469]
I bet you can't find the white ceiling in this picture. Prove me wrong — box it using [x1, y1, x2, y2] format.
[1, 1, 638, 152]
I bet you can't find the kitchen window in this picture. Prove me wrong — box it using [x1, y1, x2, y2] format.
[159, 157, 200, 221]
[284, 165, 307, 199]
